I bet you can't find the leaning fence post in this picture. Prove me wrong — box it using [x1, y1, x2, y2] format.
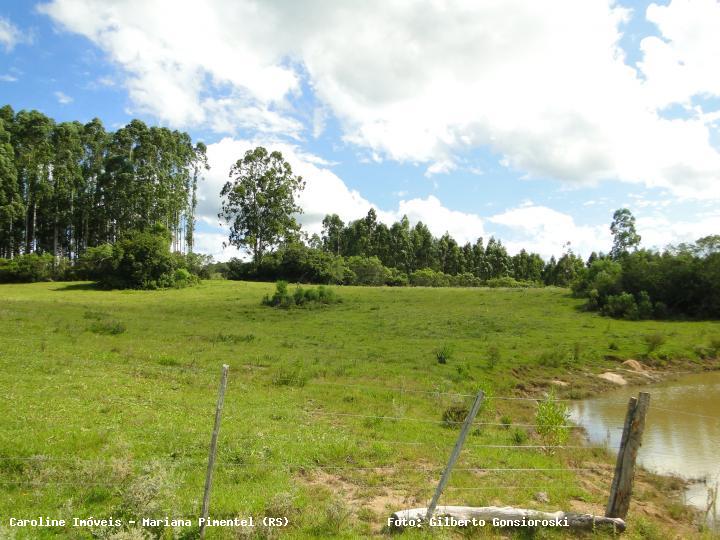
[606, 391, 650, 519]
[199, 364, 229, 539]
[425, 389, 485, 522]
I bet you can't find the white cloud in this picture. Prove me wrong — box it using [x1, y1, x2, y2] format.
[0, 16, 23, 51]
[38, 0, 300, 135]
[0, 74, 18, 82]
[54, 91, 73, 104]
[392, 196, 485, 244]
[424, 159, 457, 178]
[640, 0, 720, 108]
[636, 212, 720, 252]
[39, 0, 720, 199]
[489, 204, 610, 259]
[200, 137, 486, 258]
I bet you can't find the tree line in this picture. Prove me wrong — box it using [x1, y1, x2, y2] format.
[0, 105, 207, 261]
[218, 148, 720, 318]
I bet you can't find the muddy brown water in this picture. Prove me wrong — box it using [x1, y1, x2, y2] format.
[569, 371, 720, 522]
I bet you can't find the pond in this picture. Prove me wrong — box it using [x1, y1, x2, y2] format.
[569, 371, 720, 522]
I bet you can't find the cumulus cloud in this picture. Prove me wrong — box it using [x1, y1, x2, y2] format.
[200, 138, 487, 259]
[488, 204, 611, 259]
[0, 16, 23, 52]
[38, 0, 720, 198]
[640, 0, 720, 108]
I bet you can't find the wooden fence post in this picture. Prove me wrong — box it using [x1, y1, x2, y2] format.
[199, 364, 229, 539]
[425, 390, 485, 522]
[606, 391, 650, 519]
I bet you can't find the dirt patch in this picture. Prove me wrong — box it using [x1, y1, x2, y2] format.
[551, 379, 569, 387]
[598, 372, 628, 385]
[297, 469, 416, 529]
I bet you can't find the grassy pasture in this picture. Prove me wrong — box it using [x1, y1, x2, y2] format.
[1, 280, 718, 539]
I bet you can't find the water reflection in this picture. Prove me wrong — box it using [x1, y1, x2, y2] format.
[569, 372, 720, 519]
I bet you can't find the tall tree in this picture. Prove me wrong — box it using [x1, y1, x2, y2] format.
[219, 147, 304, 264]
[610, 208, 641, 259]
[321, 213, 344, 255]
[0, 113, 22, 258]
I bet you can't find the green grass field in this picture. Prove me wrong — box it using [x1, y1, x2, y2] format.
[1, 281, 718, 539]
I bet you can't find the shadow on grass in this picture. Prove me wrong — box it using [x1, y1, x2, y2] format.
[52, 281, 101, 291]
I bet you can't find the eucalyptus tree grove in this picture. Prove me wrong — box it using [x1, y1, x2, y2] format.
[0, 105, 207, 260]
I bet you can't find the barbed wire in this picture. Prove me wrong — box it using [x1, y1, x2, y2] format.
[308, 410, 602, 429]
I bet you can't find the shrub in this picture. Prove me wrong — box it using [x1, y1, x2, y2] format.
[0, 253, 55, 283]
[485, 277, 537, 288]
[77, 226, 198, 290]
[409, 268, 451, 287]
[173, 268, 198, 288]
[602, 292, 638, 320]
[535, 389, 570, 447]
[442, 404, 469, 427]
[262, 281, 341, 308]
[346, 256, 389, 286]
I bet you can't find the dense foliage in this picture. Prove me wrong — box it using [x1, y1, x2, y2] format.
[0, 105, 207, 261]
[223, 209, 585, 288]
[572, 237, 720, 319]
[261, 280, 341, 308]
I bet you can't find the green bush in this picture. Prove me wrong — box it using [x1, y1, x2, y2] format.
[0, 253, 56, 282]
[409, 268, 451, 287]
[76, 227, 201, 290]
[442, 404, 469, 427]
[485, 276, 537, 288]
[262, 280, 341, 308]
[602, 292, 638, 320]
[346, 256, 389, 286]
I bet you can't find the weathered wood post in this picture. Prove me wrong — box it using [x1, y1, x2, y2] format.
[199, 364, 229, 539]
[425, 390, 485, 522]
[606, 391, 650, 519]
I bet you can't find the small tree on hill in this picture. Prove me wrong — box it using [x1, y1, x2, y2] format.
[610, 208, 641, 259]
[219, 147, 305, 265]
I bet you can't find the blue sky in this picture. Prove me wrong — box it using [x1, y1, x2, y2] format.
[1, 0, 719, 260]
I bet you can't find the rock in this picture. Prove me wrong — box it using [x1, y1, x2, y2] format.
[535, 492, 550, 503]
[598, 372, 627, 385]
[551, 380, 569, 387]
[622, 359, 647, 372]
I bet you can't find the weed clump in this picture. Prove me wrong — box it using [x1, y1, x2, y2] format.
[88, 320, 126, 335]
[272, 363, 309, 387]
[511, 428, 528, 445]
[262, 281, 341, 308]
[535, 389, 570, 448]
[487, 345, 501, 369]
[435, 344, 453, 364]
[643, 333, 666, 355]
[442, 404, 469, 427]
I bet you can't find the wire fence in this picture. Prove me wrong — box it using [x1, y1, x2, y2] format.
[1, 377, 716, 524]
